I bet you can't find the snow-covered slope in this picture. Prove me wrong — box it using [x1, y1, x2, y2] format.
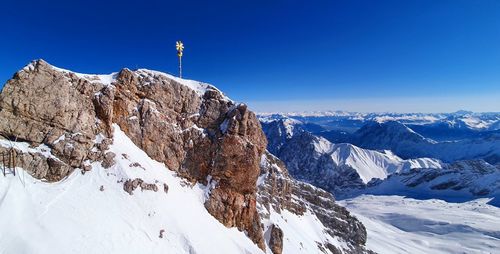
[358, 160, 500, 205]
[328, 143, 441, 183]
[0, 125, 264, 254]
[0, 124, 372, 254]
[339, 195, 500, 254]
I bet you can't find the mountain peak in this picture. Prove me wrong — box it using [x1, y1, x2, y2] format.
[0, 62, 371, 253]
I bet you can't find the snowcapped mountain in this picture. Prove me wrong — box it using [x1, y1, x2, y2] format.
[261, 116, 500, 202]
[261, 117, 442, 196]
[352, 121, 500, 164]
[0, 60, 371, 254]
[259, 110, 500, 132]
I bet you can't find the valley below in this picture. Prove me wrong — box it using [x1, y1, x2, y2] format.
[339, 195, 500, 254]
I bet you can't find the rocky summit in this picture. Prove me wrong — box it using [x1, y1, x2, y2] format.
[0, 60, 370, 253]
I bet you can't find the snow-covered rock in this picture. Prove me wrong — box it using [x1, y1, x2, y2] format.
[261, 117, 443, 196]
[257, 152, 371, 253]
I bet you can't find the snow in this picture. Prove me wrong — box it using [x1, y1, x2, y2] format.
[310, 137, 442, 184]
[0, 139, 59, 162]
[262, 209, 348, 253]
[135, 69, 230, 100]
[0, 125, 264, 254]
[312, 136, 333, 154]
[258, 111, 500, 130]
[281, 118, 303, 138]
[27, 60, 232, 102]
[48, 64, 118, 86]
[339, 195, 500, 254]
[373, 114, 441, 124]
[52, 135, 65, 145]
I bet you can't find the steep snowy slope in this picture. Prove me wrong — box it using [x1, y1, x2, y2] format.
[0, 125, 264, 254]
[257, 152, 370, 253]
[0, 125, 372, 254]
[328, 143, 441, 183]
[339, 195, 500, 254]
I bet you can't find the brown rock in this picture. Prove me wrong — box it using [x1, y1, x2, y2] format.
[83, 164, 92, 172]
[0, 60, 102, 176]
[123, 178, 159, 195]
[269, 224, 283, 254]
[258, 152, 370, 253]
[129, 162, 145, 170]
[123, 178, 143, 195]
[0, 60, 269, 250]
[102, 152, 116, 168]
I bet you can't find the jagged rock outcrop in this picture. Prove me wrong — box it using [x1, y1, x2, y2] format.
[0, 61, 106, 180]
[257, 152, 371, 253]
[123, 178, 159, 195]
[0, 60, 267, 248]
[0, 60, 372, 252]
[268, 224, 283, 254]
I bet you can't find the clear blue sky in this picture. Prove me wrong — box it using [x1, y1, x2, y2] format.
[1, 0, 499, 112]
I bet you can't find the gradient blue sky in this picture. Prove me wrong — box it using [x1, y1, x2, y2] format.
[1, 0, 499, 113]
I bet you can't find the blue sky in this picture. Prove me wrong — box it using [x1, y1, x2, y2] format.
[1, 0, 499, 112]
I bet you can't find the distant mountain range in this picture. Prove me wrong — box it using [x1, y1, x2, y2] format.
[261, 112, 500, 164]
[260, 110, 500, 133]
[260, 114, 500, 204]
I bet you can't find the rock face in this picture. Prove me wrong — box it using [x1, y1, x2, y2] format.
[268, 224, 283, 254]
[0, 60, 372, 252]
[0, 61, 105, 180]
[0, 60, 266, 248]
[257, 152, 371, 253]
